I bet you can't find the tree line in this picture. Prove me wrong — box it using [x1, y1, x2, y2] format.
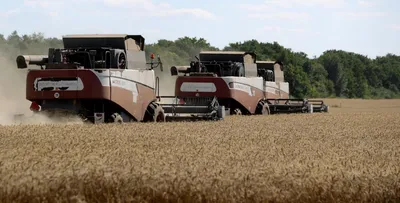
[1, 31, 399, 99]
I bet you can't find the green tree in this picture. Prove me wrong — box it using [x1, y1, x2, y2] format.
[1, 31, 399, 99]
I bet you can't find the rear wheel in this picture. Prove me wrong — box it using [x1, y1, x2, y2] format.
[232, 108, 242, 115]
[111, 113, 123, 123]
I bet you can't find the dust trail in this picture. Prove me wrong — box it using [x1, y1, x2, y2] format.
[0, 52, 83, 125]
[154, 49, 202, 102]
[153, 51, 202, 104]
[155, 65, 177, 96]
[0, 53, 32, 125]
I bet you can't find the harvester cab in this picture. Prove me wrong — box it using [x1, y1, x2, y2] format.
[14, 34, 167, 124]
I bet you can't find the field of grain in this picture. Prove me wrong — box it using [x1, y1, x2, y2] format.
[1, 99, 400, 202]
[317, 98, 400, 113]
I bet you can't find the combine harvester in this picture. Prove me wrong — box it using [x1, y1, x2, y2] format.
[157, 51, 328, 120]
[255, 60, 329, 114]
[13, 34, 168, 124]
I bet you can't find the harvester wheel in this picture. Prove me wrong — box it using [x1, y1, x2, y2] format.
[111, 113, 123, 123]
[145, 102, 166, 122]
[152, 104, 166, 122]
[261, 103, 270, 115]
[233, 108, 242, 115]
[256, 100, 270, 115]
[324, 105, 329, 113]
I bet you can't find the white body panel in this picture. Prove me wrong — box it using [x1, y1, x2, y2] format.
[222, 76, 290, 98]
[230, 82, 254, 96]
[222, 76, 264, 90]
[264, 81, 289, 97]
[180, 82, 217, 92]
[109, 69, 156, 88]
[90, 69, 155, 88]
[34, 77, 84, 91]
[89, 69, 155, 103]
[278, 82, 290, 95]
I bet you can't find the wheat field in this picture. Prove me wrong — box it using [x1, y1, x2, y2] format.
[0, 99, 400, 203]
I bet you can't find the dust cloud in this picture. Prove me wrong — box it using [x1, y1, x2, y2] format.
[154, 66, 176, 96]
[0, 52, 83, 125]
[0, 53, 31, 125]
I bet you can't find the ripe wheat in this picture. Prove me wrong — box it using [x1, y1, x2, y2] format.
[0, 99, 400, 202]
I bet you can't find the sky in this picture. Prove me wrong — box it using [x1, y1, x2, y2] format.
[0, 0, 399, 59]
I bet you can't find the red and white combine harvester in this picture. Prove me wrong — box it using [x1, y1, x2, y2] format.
[157, 51, 328, 121]
[14, 34, 167, 123]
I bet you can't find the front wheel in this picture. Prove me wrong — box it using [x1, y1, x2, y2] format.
[261, 103, 270, 115]
[144, 102, 166, 122]
[256, 100, 270, 115]
[232, 108, 242, 115]
[153, 104, 166, 122]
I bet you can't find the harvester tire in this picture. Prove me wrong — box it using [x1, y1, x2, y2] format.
[233, 108, 242, 115]
[111, 113, 123, 123]
[152, 104, 166, 122]
[145, 102, 166, 122]
[261, 103, 270, 115]
[256, 100, 270, 115]
[324, 105, 329, 113]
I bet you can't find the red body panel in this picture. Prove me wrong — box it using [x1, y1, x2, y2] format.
[26, 69, 109, 101]
[25, 69, 155, 121]
[175, 76, 231, 98]
[174, 76, 265, 114]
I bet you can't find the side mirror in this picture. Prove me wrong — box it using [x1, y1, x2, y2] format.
[148, 53, 163, 71]
[158, 54, 163, 71]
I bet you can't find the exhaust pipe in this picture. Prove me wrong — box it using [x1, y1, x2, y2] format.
[16, 55, 48, 69]
[170, 66, 190, 76]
